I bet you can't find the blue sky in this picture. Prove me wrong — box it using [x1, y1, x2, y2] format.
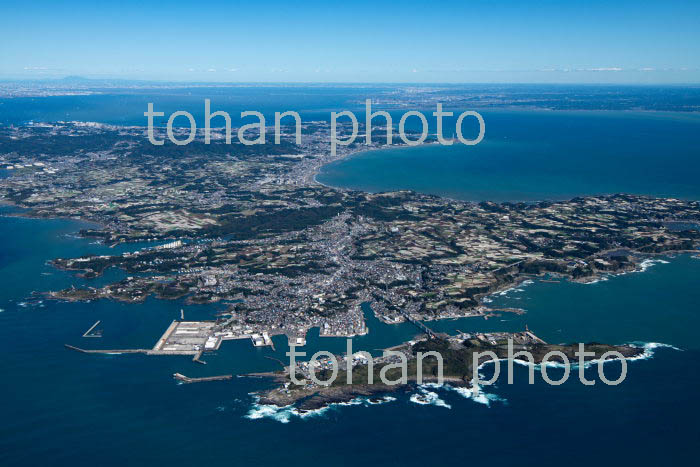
[1, 0, 699, 83]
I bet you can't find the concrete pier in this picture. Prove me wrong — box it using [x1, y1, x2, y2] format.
[82, 320, 102, 338]
[65, 344, 149, 354]
[173, 373, 232, 383]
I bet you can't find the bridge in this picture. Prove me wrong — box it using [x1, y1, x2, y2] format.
[398, 310, 438, 338]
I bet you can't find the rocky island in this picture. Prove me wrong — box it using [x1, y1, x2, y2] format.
[254, 331, 644, 411]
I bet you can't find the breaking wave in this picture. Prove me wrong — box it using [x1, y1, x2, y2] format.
[495, 279, 534, 297]
[245, 394, 397, 423]
[638, 258, 670, 271]
[418, 382, 506, 407]
[409, 386, 451, 408]
[627, 342, 682, 362]
[584, 258, 671, 284]
[246, 343, 677, 423]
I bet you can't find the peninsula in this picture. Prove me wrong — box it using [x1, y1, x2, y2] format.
[1, 121, 697, 370]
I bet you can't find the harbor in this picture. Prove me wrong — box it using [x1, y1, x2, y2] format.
[65, 318, 282, 360]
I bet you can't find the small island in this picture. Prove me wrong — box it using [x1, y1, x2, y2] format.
[252, 331, 644, 411]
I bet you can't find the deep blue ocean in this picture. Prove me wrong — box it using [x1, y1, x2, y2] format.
[318, 110, 700, 201]
[1, 90, 699, 466]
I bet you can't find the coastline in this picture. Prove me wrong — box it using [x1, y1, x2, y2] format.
[250, 339, 649, 413]
[311, 139, 450, 192]
[0, 198, 106, 231]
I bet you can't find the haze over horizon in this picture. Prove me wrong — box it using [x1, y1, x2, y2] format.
[2, 0, 699, 84]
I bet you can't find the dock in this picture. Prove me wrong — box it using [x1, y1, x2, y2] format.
[66, 319, 221, 357]
[524, 331, 546, 344]
[192, 350, 207, 364]
[151, 320, 181, 352]
[66, 319, 286, 364]
[150, 320, 220, 355]
[250, 331, 275, 349]
[287, 335, 307, 347]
